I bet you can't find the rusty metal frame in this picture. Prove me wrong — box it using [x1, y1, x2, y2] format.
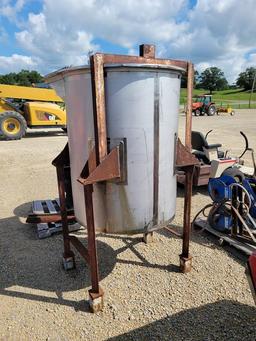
[27, 143, 75, 225]
[52, 143, 75, 263]
[54, 44, 197, 312]
[89, 46, 188, 165]
[89, 45, 197, 276]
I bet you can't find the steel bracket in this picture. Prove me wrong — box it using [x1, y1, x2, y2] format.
[176, 138, 199, 169]
[77, 141, 126, 186]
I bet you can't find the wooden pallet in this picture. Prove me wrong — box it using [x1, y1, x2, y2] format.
[194, 218, 256, 256]
[32, 199, 81, 239]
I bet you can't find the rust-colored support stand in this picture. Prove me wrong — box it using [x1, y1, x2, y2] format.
[56, 165, 75, 269]
[179, 61, 195, 273]
[52, 144, 75, 267]
[51, 45, 199, 312]
[53, 144, 104, 312]
[176, 139, 198, 273]
[179, 166, 194, 273]
[84, 184, 103, 312]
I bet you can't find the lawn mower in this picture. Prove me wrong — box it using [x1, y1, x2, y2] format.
[177, 130, 256, 186]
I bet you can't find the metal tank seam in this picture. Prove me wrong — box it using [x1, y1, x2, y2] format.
[153, 73, 160, 226]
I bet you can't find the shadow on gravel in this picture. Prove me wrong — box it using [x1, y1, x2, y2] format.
[107, 299, 256, 341]
[0, 202, 116, 313]
[158, 223, 248, 267]
[0, 200, 250, 314]
[100, 233, 181, 273]
[177, 184, 209, 198]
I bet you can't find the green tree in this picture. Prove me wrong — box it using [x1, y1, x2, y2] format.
[0, 72, 17, 85]
[236, 67, 256, 90]
[0, 70, 43, 86]
[199, 67, 229, 93]
[181, 69, 199, 88]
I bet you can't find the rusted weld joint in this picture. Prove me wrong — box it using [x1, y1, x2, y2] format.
[77, 145, 122, 186]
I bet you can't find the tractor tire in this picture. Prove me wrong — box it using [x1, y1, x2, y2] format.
[194, 109, 201, 116]
[221, 167, 245, 183]
[207, 105, 216, 116]
[0, 111, 27, 140]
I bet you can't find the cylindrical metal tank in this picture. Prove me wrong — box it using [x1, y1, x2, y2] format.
[46, 64, 183, 233]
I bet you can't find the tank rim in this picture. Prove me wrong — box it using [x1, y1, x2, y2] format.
[45, 63, 185, 81]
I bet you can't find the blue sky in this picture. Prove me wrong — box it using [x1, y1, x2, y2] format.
[0, 1, 41, 54]
[0, 0, 255, 82]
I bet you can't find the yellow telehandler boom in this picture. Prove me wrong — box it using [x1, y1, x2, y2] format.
[0, 84, 66, 140]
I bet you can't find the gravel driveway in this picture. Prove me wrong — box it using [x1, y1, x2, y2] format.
[0, 110, 255, 340]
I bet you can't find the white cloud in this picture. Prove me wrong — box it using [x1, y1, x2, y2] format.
[166, 0, 256, 82]
[0, 54, 39, 73]
[12, 0, 187, 74]
[0, 0, 25, 22]
[15, 10, 98, 73]
[0, 0, 255, 82]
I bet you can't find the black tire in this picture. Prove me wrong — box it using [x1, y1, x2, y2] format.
[61, 127, 67, 133]
[0, 111, 27, 140]
[221, 167, 245, 183]
[207, 105, 216, 116]
[194, 109, 201, 116]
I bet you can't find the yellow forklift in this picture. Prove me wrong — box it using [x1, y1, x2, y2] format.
[0, 84, 66, 140]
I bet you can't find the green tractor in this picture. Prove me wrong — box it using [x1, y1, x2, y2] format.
[192, 95, 216, 116]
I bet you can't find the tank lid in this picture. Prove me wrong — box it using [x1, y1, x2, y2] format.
[45, 62, 185, 82]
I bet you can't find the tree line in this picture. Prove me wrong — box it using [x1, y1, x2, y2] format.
[0, 67, 255, 93]
[182, 67, 256, 93]
[0, 70, 43, 87]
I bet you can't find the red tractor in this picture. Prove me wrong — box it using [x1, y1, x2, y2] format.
[192, 95, 216, 116]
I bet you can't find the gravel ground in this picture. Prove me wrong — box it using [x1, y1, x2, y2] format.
[0, 110, 256, 341]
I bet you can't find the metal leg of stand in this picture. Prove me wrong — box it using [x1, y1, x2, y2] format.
[57, 166, 75, 270]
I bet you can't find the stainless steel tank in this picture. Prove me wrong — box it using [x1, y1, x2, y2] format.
[46, 64, 183, 233]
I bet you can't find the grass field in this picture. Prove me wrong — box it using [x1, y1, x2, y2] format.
[180, 88, 256, 108]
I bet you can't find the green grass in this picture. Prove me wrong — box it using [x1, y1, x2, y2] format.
[180, 88, 256, 108]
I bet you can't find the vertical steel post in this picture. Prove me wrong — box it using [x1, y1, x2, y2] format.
[90, 54, 107, 164]
[84, 184, 100, 293]
[139, 44, 158, 244]
[57, 166, 75, 267]
[181, 166, 194, 258]
[185, 62, 194, 150]
[180, 62, 194, 273]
